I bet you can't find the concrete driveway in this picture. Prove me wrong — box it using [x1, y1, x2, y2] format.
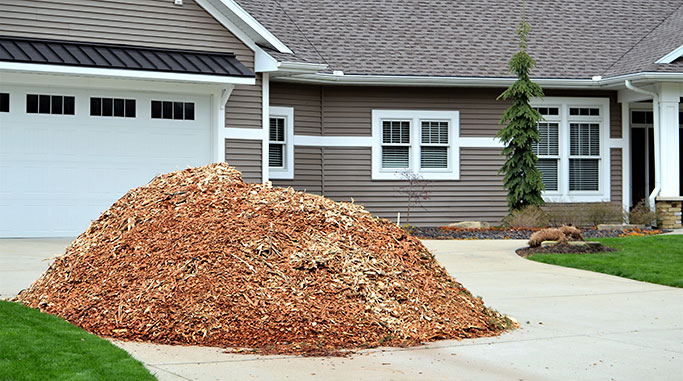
[1, 239, 682, 380]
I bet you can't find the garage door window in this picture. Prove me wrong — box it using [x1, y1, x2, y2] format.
[151, 100, 195, 121]
[26, 94, 75, 115]
[91, 97, 136, 118]
[0, 93, 8, 112]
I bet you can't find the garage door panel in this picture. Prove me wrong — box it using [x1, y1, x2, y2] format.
[0, 86, 213, 237]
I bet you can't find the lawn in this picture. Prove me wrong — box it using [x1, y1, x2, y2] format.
[528, 235, 683, 288]
[0, 300, 154, 381]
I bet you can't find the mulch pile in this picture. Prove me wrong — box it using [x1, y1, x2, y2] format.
[16, 163, 514, 356]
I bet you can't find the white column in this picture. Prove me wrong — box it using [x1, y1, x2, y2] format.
[657, 83, 681, 197]
[261, 73, 270, 183]
[621, 101, 631, 214]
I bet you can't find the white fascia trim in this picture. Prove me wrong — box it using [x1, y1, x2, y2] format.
[532, 97, 612, 203]
[268, 106, 294, 179]
[206, 0, 292, 54]
[655, 44, 683, 64]
[274, 71, 683, 89]
[225, 127, 264, 140]
[0, 62, 256, 85]
[276, 73, 599, 88]
[371, 110, 460, 181]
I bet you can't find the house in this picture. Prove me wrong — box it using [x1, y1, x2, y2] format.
[0, 0, 681, 238]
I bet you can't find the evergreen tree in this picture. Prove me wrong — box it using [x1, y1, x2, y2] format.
[497, 18, 545, 211]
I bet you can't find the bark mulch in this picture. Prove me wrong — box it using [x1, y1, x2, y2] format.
[408, 226, 664, 240]
[15, 163, 515, 356]
[516, 244, 618, 257]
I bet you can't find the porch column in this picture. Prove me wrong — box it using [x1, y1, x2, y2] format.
[657, 83, 681, 197]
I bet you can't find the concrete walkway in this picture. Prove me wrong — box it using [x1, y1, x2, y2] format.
[1, 239, 682, 380]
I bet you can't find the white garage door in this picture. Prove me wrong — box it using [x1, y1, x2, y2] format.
[0, 85, 213, 237]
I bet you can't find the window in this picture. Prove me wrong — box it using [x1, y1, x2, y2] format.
[372, 110, 460, 180]
[269, 117, 286, 168]
[569, 123, 600, 191]
[382, 121, 411, 169]
[90, 97, 136, 118]
[268, 106, 294, 179]
[26, 94, 75, 115]
[0, 93, 8, 112]
[420, 121, 449, 169]
[531, 98, 610, 202]
[151, 100, 194, 120]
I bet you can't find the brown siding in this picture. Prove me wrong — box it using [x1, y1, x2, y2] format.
[611, 148, 623, 205]
[226, 139, 262, 183]
[226, 74, 262, 129]
[0, 0, 253, 66]
[270, 83, 322, 135]
[272, 146, 323, 195]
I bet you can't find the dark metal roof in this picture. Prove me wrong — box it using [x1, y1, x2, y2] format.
[0, 36, 255, 78]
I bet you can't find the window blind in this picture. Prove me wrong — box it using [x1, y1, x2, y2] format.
[270, 118, 285, 142]
[570, 123, 600, 156]
[382, 146, 410, 169]
[534, 122, 559, 156]
[421, 121, 448, 144]
[383, 121, 410, 144]
[536, 159, 559, 191]
[569, 159, 599, 191]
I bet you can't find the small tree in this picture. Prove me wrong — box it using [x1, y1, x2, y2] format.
[396, 172, 431, 225]
[497, 16, 545, 212]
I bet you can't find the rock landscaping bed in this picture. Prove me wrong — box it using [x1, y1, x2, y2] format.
[517, 244, 617, 257]
[15, 164, 515, 356]
[407, 226, 664, 240]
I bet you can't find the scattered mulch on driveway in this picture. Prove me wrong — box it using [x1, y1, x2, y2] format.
[16, 164, 515, 356]
[516, 244, 617, 257]
[408, 226, 664, 240]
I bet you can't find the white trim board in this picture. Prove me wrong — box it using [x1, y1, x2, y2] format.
[268, 106, 295, 179]
[225, 128, 264, 140]
[656, 44, 683, 64]
[0, 62, 255, 86]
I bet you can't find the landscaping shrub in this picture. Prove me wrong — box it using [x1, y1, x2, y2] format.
[545, 203, 624, 227]
[586, 203, 625, 226]
[629, 199, 658, 226]
[502, 205, 549, 228]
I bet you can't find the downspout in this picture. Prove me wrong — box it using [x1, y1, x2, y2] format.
[625, 80, 660, 212]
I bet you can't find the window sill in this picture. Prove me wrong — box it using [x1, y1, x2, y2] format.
[543, 193, 611, 203]
[372, 169, 460, 181]
[268, 168, 293, 180]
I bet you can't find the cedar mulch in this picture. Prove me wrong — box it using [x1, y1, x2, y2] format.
[15, 163, 515, 356]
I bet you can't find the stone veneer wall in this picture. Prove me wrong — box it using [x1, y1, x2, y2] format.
[656, 199, 683, 228]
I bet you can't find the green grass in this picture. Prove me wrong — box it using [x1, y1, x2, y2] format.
[0, 300, 154, 381]
[528, 235, 683, 288]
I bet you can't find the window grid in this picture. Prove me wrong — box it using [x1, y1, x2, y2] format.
[269, 117, 286, 168]
[420, 121, 449, 169]
[569, 122, 600, 191]
[26, 94, 75, 115]
[0, 93, 9, 112]
[90, 97, 136, 118]
[151, 100, 195, 120]
[534, 122, 560, 191]
[381, 120, 411, 169]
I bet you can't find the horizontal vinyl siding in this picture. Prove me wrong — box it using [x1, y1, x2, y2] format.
[611, 148, 622, 205]
[270, 83, 322, 135]
[320, 86, 508, 137]
[226, 74, 262, 129]
[225, 139, 262, 183]
[271, 146, 323, 195]
[322, 147, 507, 225]
[0, 0, 254, 66]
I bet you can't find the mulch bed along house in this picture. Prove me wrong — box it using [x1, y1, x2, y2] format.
[16, 164, 515, 356]
[408, 226, 663, 240]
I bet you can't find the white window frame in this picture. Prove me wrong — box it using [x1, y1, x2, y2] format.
[268, 106, 294, 179]
[534, 109, 561, 195]
[531, 97, 611, 203]
[372, 110, 460, 180]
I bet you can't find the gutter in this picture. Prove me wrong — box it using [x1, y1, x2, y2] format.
[272, 71, 683, 89]
[625, 80, 661, 212]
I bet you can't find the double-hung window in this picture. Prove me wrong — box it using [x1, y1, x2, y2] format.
[531, 99, 610, 202]
[533, 107, 560, 192]
[381, 120, 411, 169]
[373, 110, 460, 180]
[268, 106, 294, 179]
